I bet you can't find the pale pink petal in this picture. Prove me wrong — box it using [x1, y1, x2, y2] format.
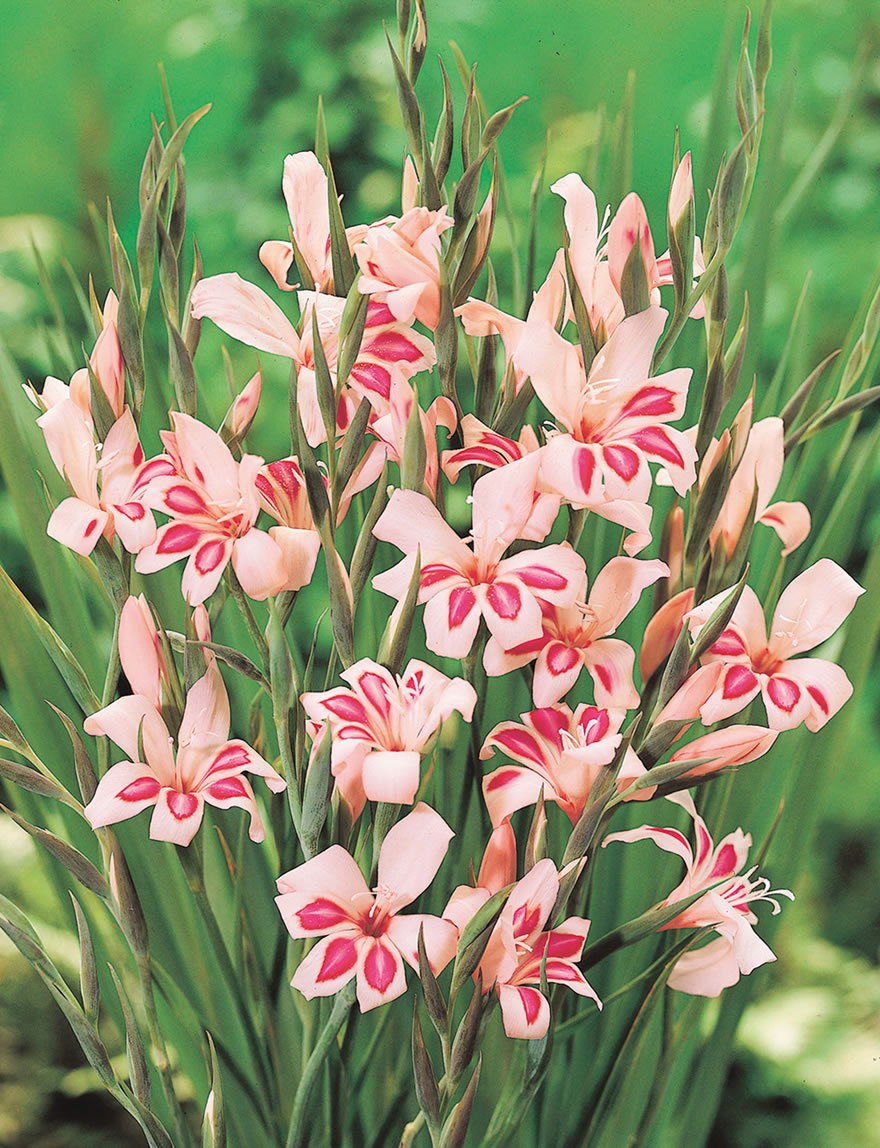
[119, 595, 163, 706]
[514, 319, 582, 430]
[84, 761, 161, 829]
[84, 697, 176, 784]
[481, 580, 544, 653]
[258, 240, 297, 291]
[376, 802, 454, 913]
[779, 658, 853, 732]
[422, 586, 482, 658]
[282, 152, 331, 285]
[498, 982, 550, 1039]
[191, 273, 301, 358]
[470, 453, 544, 557]
[373, 488, 472, 566]
[550, 174, 599, 313]
[149, 788, 205, 846]
[666, 935, 743, 997]
[582, 638, 640, 709]
[758, 500, 811, 557]
[276, 843, 370, 901]
[700, 664, 762, 725]
[46, 498, 108, 556]
[361, 750, 422, 805]
[482, 766, 548, 828]
[760, 673, 813, 731]
[668, 726, 778, 778]
[497, 544, 586, 607]
[532, 644, 585, 708]
[179, 663, 231, 750]
[603, 822, 693, 868]
[478, 819, 518, 891]
[385, 914, 459, 975]
[640, 588, 694, 682]
[202, 774, 265, 841]
[607, 192, 657, 291]
[589, 557, 669, 636]
[231, 528, 288, 600]
[356, 937, 408, 1010]
[536, 436, 604, 506]
[181, 536, 235, 605]
[589, 307, 667, 394]
[108, 501, 156, 554]
[768, 559, 864, 659]
[267, 526, 321, 591]
[292, 933, 360, 999]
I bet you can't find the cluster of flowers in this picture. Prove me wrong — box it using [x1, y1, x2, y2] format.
[35, 145, 862, 1040]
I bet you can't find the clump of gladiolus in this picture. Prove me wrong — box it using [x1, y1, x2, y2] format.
[5, 4, 877, 1146]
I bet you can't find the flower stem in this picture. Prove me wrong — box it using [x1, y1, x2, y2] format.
[285, 981, 356, 1148]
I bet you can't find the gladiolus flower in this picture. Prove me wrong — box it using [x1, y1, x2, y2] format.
[604, 792, 792, 997]
[276, 803, 458, 1011]
[83, 664, 285, 846]
[302, 658, 477, 812]
[685, 560, 864, 730]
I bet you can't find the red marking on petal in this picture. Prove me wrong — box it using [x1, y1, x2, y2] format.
[83, 518, 99, 538]
[543, 931, 583, 959]
[574, 446, 596, 496]
[133, 443, 144, 467]
[362, 331, 423, 363]
[350, 361, 392, 400]
[530, 708, 569, 748]
[323, 695, 370, 722]
[363, 941, 397, 992]
[365, 301, 396, 326]
[546, 642, 580, 676]
[449, 586, 476, 628]
[628, 426, 685, 468]
[194, 538, 228, 574]
[131, 458, 176, 494]
[512, 904, 542, 939]
[114, 502, 146, 521]
[452, 446, 503, 467]
[807, 685, 829, 714]
[165, 484, 210, 515]
[711, 630, 746, 656]
[117, 776, 161, 802]
[603, 444, 640, 482]
[543, 960, 582, 983]
[420, 563, 460, 589]
[767, 675, 800, 713]
[578, 706, 609, 742]
[208, 744, 251, 774]
[167, 791, 199, 820]
[485, 768, 523, 792]
[358, 671, 392, 719]
[206, 777, 249, 800]
[516, 986, 544, 1026]
[619, 386, 677, 420]
[709, 843, 739, 881]
[316, 936, 358, 982]
[722, 664, 759, 700]
[593, 662, 613, 693]
[297, 898, 352, 931]
[157, 523, 202, 554]
[516, 566, 569, 591]
[482, 431, 520, 455]
[487, 581, 521, 620]
[493, 729, 545, 765]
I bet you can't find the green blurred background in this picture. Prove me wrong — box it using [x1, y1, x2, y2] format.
[2, 0, 880, 1144]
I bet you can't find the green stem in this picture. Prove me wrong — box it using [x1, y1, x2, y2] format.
[285, 982, 356, 1148]
[136, 954, 194, 1148]
[225, 567, 270, 669]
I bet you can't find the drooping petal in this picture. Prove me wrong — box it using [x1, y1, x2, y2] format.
[758, 500, 811, 557]
[149, 788, 205, 846]
[191, 273, 301, 358]
[666, 935, 743, 997]
[202, 774, 266, 841]
[46, 498, 109, 556]
[376, 802, 454, 913]
[356, 937, 408, 1011]
[497, 982, 550, 1039]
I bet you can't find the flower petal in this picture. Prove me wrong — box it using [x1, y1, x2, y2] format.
[376, 802, 454, 913]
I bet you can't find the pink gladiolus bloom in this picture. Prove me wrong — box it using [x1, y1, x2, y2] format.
[135, 412, 288, 605]
[83, 664, 286, 846]
[372, 455, 586, 660]
[354, 205, 454, 328]
[228, 370, 262, 440]
[477, 859, 601, 1039]
[484, 557, 668, 707]
[191, 279, 434, 447]
[258, 150, 368, 294]
[708, 416, 810, 559]
[639, 587, 695, 683]
[33, 291, 125, 422]
[481, 703, 650, 826]
[118, 595, 173, 708]
[667, 725, 779, 779]
[550, 175, 624, 335]
[276, 803, 458, 1011]
[515, 307, 696, 555]
[685, 560, 864, 730]
[38, 401, 156, 557]
[604, 792, 792, 997]
[301, 658, 477, 812]
[367, 377, 457, 500]
[254, 457, 323, 592]
[443, 819, 518, 935]
[441, 416, 561, 542]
